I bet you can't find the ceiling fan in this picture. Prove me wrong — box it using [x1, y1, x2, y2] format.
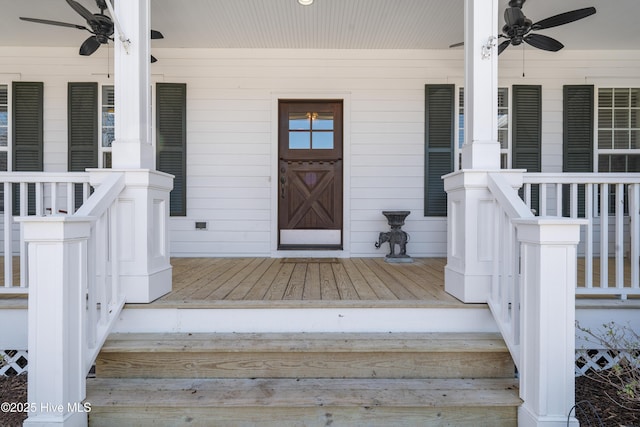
[20, 0, 163, 62]
[450, 0, 596, 55]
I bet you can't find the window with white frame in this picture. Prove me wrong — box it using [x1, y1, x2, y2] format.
[457, 87, 510, 169]
[597, 88, 640, 172]
[101, 85, 114, 168]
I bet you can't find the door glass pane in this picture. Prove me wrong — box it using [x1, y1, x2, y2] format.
[289, 112, 310, 130]
[313, 112, 333, 130]
[289, 131, 310, 149]
[312, 132, 333, 149]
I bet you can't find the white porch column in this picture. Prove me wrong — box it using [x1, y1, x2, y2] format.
[108, 0, 173, 302]
[461, 0, 501, 169]
[20, 217, 93, 427]
[112, 0, 153, 169]
[513, 218, 583, 427]
[444, 0, 503, 302]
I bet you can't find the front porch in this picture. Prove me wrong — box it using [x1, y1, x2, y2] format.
[158, 257, 457, 306]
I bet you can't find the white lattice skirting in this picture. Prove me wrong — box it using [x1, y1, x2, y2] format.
[575, 349, 638, 377]
[1, 350, 28, 376]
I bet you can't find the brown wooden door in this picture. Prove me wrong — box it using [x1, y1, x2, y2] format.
[278, 100, 343, 249]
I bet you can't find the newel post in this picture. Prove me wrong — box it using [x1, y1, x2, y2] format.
[513, 218, 586, 427]
[18, 217, 93, 427]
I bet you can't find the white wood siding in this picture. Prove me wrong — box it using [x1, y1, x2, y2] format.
[1, 48, 639, 257]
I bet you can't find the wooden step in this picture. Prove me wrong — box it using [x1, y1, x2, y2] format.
[86, 377, 520, 427]
[96, 332, 514, 379]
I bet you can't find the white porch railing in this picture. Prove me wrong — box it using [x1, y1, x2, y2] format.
[523, 173, 640, 300]
[74, 172, 127, 370]
[0, 172, 91, 292]
[18, 172, 126, 426]
[487, 172, 585, 427]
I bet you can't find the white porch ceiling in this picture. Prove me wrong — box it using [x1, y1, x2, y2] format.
[0, 0, 637, 51]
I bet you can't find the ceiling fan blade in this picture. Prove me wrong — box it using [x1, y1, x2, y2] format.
[524, 33, 564, 52]
[66, 0, 98, 24]
[504, 7, 525, 27]
[150, 55, 158, 63]
[20, 17, 89, 31]
[449, 41, 464, 48]
[79, 36, 101, 56]
[532, 7, 596, 30]
[497, 39, 511, 55]
[151, 30, 164, 40]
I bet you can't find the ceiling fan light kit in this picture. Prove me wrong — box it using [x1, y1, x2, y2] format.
[19, 0, 164, 63]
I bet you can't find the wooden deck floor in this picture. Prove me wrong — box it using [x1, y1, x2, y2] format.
[152, 257, 463, 308]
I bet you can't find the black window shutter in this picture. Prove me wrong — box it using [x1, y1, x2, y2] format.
[424, 84, 455, 217]
[156, 83, 187, 216]
[68, 83, 98, 210]
[512, 85, 541, 213]
[563, 85, 594, 217]
[68, 83, 98, 171]
[13, 82, 44, 215]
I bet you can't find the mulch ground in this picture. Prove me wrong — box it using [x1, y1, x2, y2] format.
[1, 373, 639, 426]
[576, 374, 640, 427]
[0, 374, 27, 427]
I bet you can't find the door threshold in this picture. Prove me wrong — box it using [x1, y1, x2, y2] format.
[278, 244, 343, 251]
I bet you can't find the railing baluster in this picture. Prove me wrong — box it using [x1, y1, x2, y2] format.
[110, 200, 120, 310]
[524, 183, 532, 208]
[86, 227, 97, 369]
[3, 182, 12, 288]
[540, 184, 547, 215]
[631, 184, 640, 290]
[615, 183, 624, 293]
[502, 210, 511, 324]
[492, 201, 500, 303]
[585, 183, 594, 289]
[570, 183, 578, 218]
[19, 183, 28, 289]
[83, 182, 90, 205]
[67, 182, 74, 214]
[96, 212, 108, 326]
[512, 223, 520, 346]
[556, 183, 562, 216]
[50, 182, 58, 215]
[600, 184, 609, 289]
